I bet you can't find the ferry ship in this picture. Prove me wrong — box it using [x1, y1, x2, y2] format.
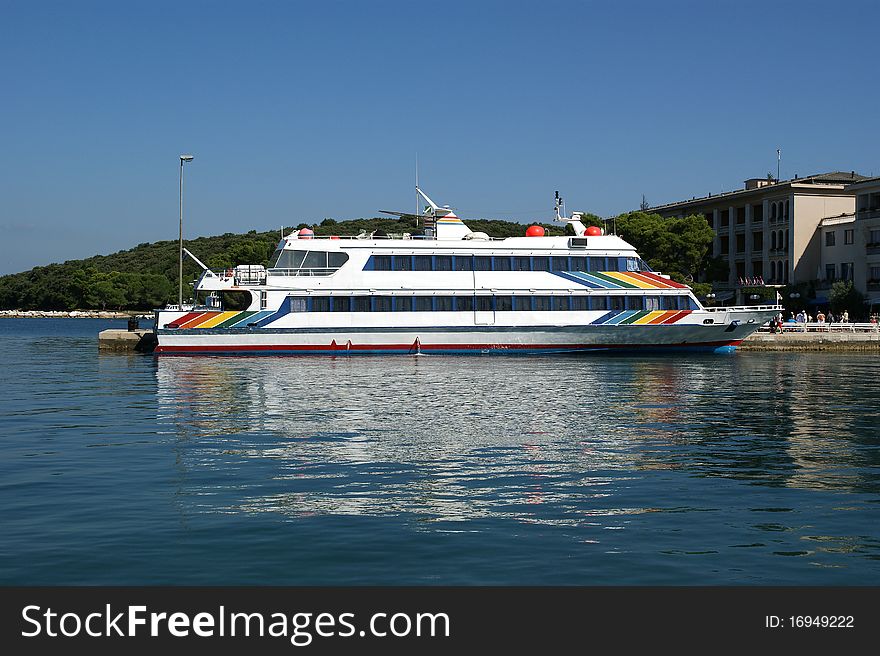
[153, 188, 779, 355]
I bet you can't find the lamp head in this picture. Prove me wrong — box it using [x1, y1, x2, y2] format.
[180, 154, 194, 162]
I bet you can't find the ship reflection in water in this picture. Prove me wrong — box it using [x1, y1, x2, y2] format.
[155, 353, 880, 535]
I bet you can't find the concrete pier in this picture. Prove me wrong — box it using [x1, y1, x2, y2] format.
[741, 331, 880, 351]
[98, 329, 157, 352]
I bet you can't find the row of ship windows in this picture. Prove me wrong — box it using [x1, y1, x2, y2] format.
[364, 255, 652, 273]
[285, 294, 698, 313]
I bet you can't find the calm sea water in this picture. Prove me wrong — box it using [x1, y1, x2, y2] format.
[1, 318, 879, 585]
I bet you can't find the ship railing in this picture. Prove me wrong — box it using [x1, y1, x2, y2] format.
[266, 268, 340, 277]
[758, 321, 880, 334]
[703, 305, 781, 312]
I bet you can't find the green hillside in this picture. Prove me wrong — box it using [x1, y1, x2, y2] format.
[0, 217, 568, 311]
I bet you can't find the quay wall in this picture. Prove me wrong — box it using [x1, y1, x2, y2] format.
[741, 332, 880, 351]
[1, 310, 150, 319]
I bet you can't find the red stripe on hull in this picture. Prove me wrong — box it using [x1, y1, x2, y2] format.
[155, 340, 743, 354]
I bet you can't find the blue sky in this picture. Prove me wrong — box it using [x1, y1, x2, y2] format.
[1, 0, 878, 274]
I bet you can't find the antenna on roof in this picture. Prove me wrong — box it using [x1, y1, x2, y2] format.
[777, 148, 781, 182]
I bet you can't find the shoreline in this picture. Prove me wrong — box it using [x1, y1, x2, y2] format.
[0, 310, 151, 320]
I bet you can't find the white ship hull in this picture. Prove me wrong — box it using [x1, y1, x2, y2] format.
[154, 308, 774, 355]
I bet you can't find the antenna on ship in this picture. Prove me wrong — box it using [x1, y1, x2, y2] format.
[555, 191, 563, 221]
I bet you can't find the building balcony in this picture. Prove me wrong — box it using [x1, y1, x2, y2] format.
[868, 281, 880, 291]
[867, 243, 880, 256]
[857, 207, 880, 220]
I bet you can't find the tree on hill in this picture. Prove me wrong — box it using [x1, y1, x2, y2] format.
[613, 211, 714, 283]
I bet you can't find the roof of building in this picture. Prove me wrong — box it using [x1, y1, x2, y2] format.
[646, 171, 868, 213]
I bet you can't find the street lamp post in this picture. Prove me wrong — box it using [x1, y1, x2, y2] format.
[179, 154, 194, 307]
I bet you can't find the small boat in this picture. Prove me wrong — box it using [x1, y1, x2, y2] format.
[153, 188, 779, 355]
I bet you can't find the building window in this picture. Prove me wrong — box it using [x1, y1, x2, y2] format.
[826, 231, 836, 247]
[735, 234, 745, 253]
[869, 266, 880, 283]
[844, 229, 854, 245]
[751, 204, 763, 222]
[752, 231, 763, 251]
[841, 263, 853, 281]
[825, 264, 836, 281]
[771, 232, 777, 250]
[871, 229, 880, 247]
[752, 261, 763, 278]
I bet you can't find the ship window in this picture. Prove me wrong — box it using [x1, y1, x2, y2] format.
[589, 257, 605, 272]
[455, 296, 474, 311]
[435, 255, 452, 271]
[311, 297, 330, 312]
[533, 296, 552, 311]
[513, 257, 531, 271]
[352, 296, 371, 312]
[570, 257, 587, 272]
[328, 252, 349, 268]
[551, 256, 569, 271]
[494, 256, 512, 271]
[571, 296, 589, 311]
[626, 258, 639, 272]
[475, 296, 493, 311]
[661, 296, 677, 311]
[553, 296, 570, 310]
[303, 251, 327, 269]
[608, 258, 622, 272]
[275, 249, 308, 269]
[414, 296, 433, 312]
[395, 297, 413, 311]
[644, 296, 660, 311]
[680, 296, 697, 310]
[372, 255, 392, 270]
[638, 259, 654, 272]
[374, 296, 393, 312]
[435, 296, 454, 311]
[332, 297, 350, 312]
[289, 297, 309, 312]
[609, 296, 625, 311]
[495, 296, 513, 311]
[454, 256, 473, 271]
[513, 296, 531, 311]
[414, 255, 432, 271]
[592, 296, 608, 311]
[393, 256, 413, 271]
[626, 296, 641, 310]
[474, 256, 492, 271]
[532, 256, 550, 271]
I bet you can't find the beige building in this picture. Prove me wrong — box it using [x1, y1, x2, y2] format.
[818, 177, 880, 307]
[646, 172, 865, 288]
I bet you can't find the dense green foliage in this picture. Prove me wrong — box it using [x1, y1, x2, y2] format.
[829, 280, 868, 318]
[614, 211, 715, 283]
[0, 210, 709, 311]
